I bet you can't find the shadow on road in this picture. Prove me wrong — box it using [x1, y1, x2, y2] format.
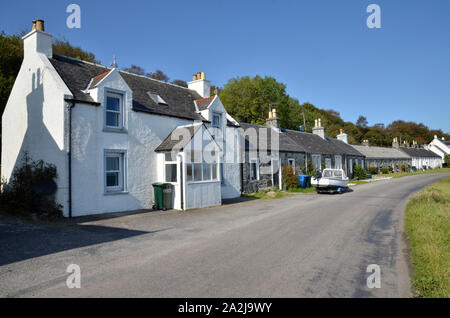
[0, 220, 154, 266]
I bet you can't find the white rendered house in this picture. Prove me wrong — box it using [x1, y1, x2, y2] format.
[1, 20, 241, 217]
[426, 135, 450, 164]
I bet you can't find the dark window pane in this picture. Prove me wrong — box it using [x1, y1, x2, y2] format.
[203, 164, 211, 181]
[106, 157, 119, 171]
[194, 164, 202, 181]
[212, 164, 217, 180]
[106, 97, 120, 111]
[165, 164, 177, 183]
[106, 112, 119, 127]
[106, 172, 119, 187]
[187, 164, 193, 181]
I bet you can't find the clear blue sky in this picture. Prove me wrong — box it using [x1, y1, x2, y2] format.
[1, 0, 449, 132]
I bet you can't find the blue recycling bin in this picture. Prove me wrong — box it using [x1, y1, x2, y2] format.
[297, 175, 310, 188]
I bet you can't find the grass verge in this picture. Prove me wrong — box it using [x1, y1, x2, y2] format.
[243, 189, 293, 200]
[375, 167, 450, 179]
[405, 177, 450, 298]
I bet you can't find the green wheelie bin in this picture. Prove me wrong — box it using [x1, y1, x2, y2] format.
[152, 183, 164, 210]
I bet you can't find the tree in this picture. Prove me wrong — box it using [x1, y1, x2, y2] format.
[123, 64, 146, 76]
[219, 75, 291, 127]
[148, 69, 169, 82]
[444, 154, 450, 167]
[172, 79, 188, 88]
[53, 39, 99, 64]
[356, 116, 368, 128]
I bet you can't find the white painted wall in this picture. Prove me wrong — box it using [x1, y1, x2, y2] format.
[1, 31, 72, 216]
[70, 71, 194, 216]
[200, 97, 241, 199]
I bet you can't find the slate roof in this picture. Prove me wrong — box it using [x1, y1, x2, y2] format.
[282, 129, 347, 155]
[238, 122, 282, 152]
[399, 147, 441, 158]
[351, 145, 410, 159]
[196, 96, 215, 111]
[327, 138, 365, 157]
[155, 124, 202, 153]
[49, 54, 204, 121]
[443, 140, 450, 146]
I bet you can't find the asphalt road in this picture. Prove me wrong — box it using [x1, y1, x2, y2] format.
[1, 173, 449, 298]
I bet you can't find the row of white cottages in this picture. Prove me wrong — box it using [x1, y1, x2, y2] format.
[0, 22, 444, 217]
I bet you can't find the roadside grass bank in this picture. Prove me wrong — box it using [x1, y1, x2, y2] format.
[375, 167, 450, 179]
[405, 177, 450, 298]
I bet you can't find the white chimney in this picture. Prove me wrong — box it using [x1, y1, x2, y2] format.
[337, 128, 348, 144]
[312, 118, 325, 139]
[188, 72, 210, 98]
[22, 20, 52, 59]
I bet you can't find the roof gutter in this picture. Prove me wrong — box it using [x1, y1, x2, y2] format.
[64, 98, 100, 107]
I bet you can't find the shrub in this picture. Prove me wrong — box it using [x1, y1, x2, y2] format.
[381, 167, 390, 174]
[282, 165, 299, 190]
[445, 154, 450, 166]
[367, 166, 378, 175]
[353, 165, 367, 180]
[0, 154, 63, 219]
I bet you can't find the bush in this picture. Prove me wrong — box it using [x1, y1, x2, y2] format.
[367, 166, 378, 175]
[282, 165, 299, 190]
[445, 155, 450, 166]
[381, 167, 390, 174]
[353, 165, 367, 180]
[0, 154, 63, 219]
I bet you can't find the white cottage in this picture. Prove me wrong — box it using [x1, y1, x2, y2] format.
[426, 135, 450, 164]
[1, 20, 241, 217]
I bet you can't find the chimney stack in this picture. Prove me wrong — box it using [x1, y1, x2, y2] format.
[362, 139, 370, 147]
[22, 19, 52, 59]
[392, 137, 400, 149]
[312, 118, 326, 139]
[266, 109, 280, 129]
[188, 71, 211, 98]
[337, 128, 348, 144]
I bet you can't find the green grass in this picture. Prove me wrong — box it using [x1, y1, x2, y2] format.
[405, 177, 450, 298]
[287, 187, 316, 194]
[374, 167, 450, 179]
[349, 180, 367, 185]
[243, 189, 293, 200]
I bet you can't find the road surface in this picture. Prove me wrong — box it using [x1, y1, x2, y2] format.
[1, 173, 448, 297]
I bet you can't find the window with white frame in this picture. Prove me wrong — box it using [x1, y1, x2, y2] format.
[288, 158, 295, 173]
[105, 151, 126, 192]
[186, 150, 218, 183]
[212, 113, 222, 128]
[325, 158, 332, 169]
[250, 158, 259, 181]
[105, 91, 123, 129]
[335, 155, 342, 169]
[312, 154, 321, 171]
[164, 153, 177, 183]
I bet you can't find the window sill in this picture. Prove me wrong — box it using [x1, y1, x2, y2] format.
[103, 127, 128, 134]
[187, 180, 220, 185]
[104, 191, 129, 196]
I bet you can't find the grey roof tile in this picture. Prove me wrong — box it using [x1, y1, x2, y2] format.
[399, 147, 441, 158]
[49, 54, 204, 121]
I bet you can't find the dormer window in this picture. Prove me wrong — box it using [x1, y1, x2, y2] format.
[212, 112, 221, 128]
[148, 92, 168, 105]
[105, 91, 124, 129]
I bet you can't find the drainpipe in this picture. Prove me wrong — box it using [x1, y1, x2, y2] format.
[178, 153, 185, 210]
[66, 100, 75, 219]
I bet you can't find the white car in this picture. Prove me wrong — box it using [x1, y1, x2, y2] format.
[311, 169, 349, 194]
